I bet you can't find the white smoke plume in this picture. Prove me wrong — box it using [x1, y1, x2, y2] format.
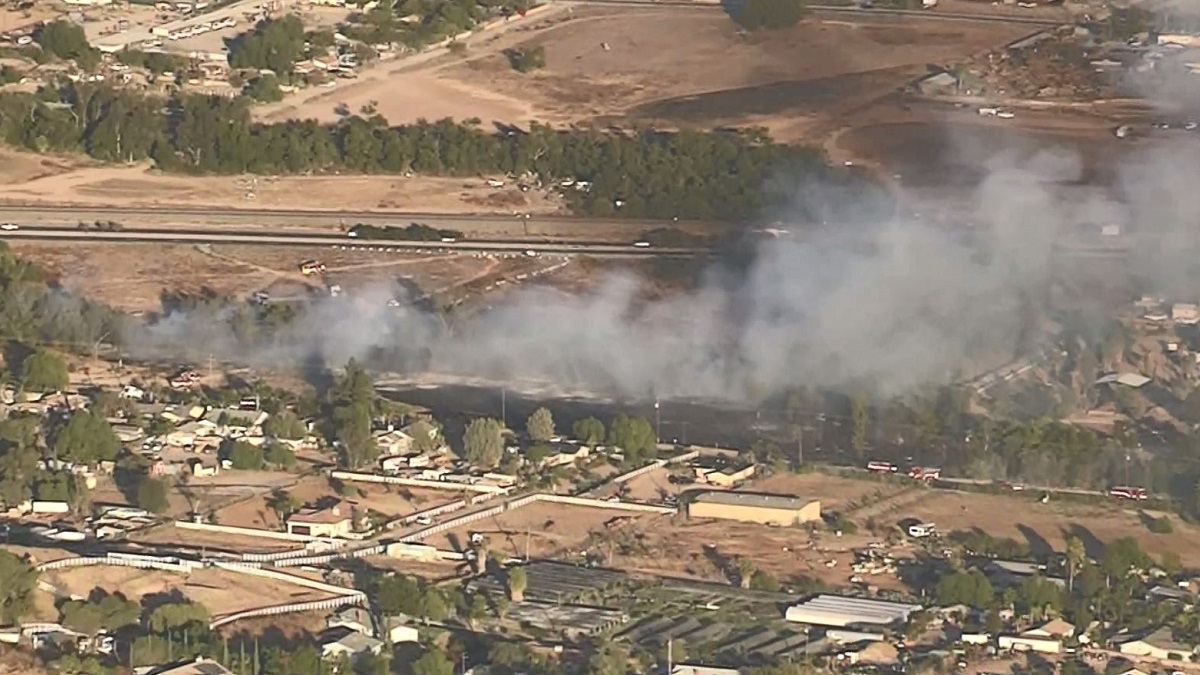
[120, 121, 1200, 401]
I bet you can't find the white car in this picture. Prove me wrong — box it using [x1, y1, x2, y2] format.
[0, 223, 18, 231]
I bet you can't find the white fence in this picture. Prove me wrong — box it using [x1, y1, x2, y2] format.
[211, 561, 365, 597]
[36, 554, 199, 574]
[210, 595, 363, 629]
[331, 471, 512, 495]
[538, 494, 676, 515]
[175, 520, 318, 542]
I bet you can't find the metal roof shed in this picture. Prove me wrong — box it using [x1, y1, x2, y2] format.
[784, 595, 923, 628]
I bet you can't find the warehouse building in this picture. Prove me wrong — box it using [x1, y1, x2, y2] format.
[687, 491, 820, 526]
[784, 595, 923, 628]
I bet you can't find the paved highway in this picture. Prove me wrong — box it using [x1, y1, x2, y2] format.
[0, 225, 709, 257]
[0, 204, 686, 233]
[578, 0, 1065, 26]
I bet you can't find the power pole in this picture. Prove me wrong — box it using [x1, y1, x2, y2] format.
[796, 426, 804, 469]
[654, 398, 661, 445]
[207, 353, 215, 380]
[667, 638, 673, 674]
[500, 388, 506, 428]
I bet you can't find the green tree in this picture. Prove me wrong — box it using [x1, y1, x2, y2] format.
[1065, 535, 1086, 593]
[244, 74, 284, 102]
[263, 441, 296, 468]
[228, 15, 307, 74]
[607, 414, 656, 457]
[416, 586, 449, 621]
[504, 45, 546, 73]
[734, 556, 756, 589]
[0, 550, 37, 623]
[146, 600, 209, 633]
[224, 440, 264, 469]
[136, 475, 169, 514]
[263, 409, 307, 439]
[53, 409, 120, 463]
[507, 566, 527, 602]
[412, 647, 454, 675]
[19, 348, 68, 392]
[935, 568, 994, 608]
[36, 20, 97, 67]
[729, 0, 806, 30]
[584, 641, 629, 675]
[749, 569, 780, 592]
[573, 416, 605, 445]
[375, 574, 421, 616]
[463, 417, 504, 469]
[523, 444, 552, 467]
[265, 489, 298, 522]
[526, 407, 555, 442]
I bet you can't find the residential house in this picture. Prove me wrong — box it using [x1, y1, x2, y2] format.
[402, 420, 444, 451]
[985, 560, 1065, 588]
[327, 606, 373, 636]
[319, 627, 384, 661]
[186, 457, 221, 477]
[286, 501, 354, 538]
[201, 408, 268, 438]
[1147, 584, 1193, 604]
[670, 666, 741, 675]
[839, 640, 900, 665]
[382, 615, 418, 643]
[1024, 618, 1075, 640]
[998, 634, 1062, 654]
[149, 460, 182, 477]
[698, 463, 756, 487]
[149, 656, 236, 675]
[1115, 626, 1196, 661]
[373, 429, 414, 456]
[379, 452, 431, 473]
[540, 443, 590, 468]
[1173, 302, 1200, 325]
[112, 424, 145, 443]
[165, 421, 209, 447]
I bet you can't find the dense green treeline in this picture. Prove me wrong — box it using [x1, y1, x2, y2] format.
[0, 84, 847, 221]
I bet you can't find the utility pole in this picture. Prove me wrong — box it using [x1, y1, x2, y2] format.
[667, 638, 673, 674]
[206, 353, 215, 380]
[654, 398, 661, 445]
[796, 425, 804, 469]
[500, 388, 506, 429]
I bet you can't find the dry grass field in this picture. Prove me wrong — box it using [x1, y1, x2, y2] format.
[40, 566, 339, 619]
[213, 474, 458, 529]
[0, 150, 563, 214]
[277, 7, 1035, 144]
[423, 502, 663, 559]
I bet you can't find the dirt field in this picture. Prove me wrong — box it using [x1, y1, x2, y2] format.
[12, 238, 599, 313]
[287, 8, 1034, 141]
[861, 487, 1200, 565]
[214, 474, 458, 529]
[423, 502, 662, 558]
[0, 150, 564, 215]
[129, 524, 302, 552]
[41, 565, 338, 618]
[749, 472, 906, 514]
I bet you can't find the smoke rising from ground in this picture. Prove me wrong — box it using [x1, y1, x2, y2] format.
[122, 123, 1200, 401]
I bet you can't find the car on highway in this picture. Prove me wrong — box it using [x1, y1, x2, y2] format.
[633, 241, 650, 248]
[0, 223, 18, 231]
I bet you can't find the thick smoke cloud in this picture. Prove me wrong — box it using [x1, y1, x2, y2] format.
[120, 121, 1200, 401]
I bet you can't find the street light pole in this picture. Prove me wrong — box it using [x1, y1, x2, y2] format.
[654, 398, 661, 445]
